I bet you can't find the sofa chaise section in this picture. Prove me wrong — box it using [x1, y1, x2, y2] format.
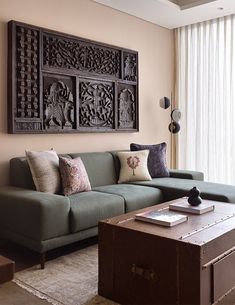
[169, 169, 204, 181]
[133, 178, 235, 203]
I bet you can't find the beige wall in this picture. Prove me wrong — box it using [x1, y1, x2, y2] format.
[0, 0, 174, 186]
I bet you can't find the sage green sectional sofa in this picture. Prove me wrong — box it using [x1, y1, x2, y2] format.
[0, 151, 235, 268]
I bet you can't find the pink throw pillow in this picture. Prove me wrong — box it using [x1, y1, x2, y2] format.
[59, 157, 91, 196]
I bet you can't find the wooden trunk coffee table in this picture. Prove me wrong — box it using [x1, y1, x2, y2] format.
[98, 198, 235, 305]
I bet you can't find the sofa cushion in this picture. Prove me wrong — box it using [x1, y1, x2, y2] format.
[69, 152, 117, 187]
[109, 150, 127, 178]
[9, 154, 71, 190]
[69, 191, 124, 233]
[59, 157, 91, 196]
[93, 184, 163, 212]
[117, 150, 152, 183]
[132, 178, 235, 203]
[26, 150, 61, 194]
[10, 157, 36, 190]
[130, 142, 169, 177]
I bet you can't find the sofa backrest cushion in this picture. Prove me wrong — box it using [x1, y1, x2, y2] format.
[10, 152, 117, 190]
[10, 157, 36, 189]
[10, 154, 71, 190]
[109, 150, 129, 179]
[69, 152, 117, 187]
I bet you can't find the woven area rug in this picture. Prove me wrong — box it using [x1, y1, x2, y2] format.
[13, 244, 118, 305]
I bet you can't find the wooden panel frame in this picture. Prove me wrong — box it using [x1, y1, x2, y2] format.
[8, 20, 139, 134]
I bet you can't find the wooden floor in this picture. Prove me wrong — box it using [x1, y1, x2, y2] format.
[0, 237, 97, 305]
[0, 281, 50, 305]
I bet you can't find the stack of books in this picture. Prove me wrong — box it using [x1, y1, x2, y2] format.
[169, 201, 215, 215]
[135, 200, 215, 227]
[135, 210, 188, 227]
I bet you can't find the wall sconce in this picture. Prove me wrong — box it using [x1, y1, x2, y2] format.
[159, 96, 181, 134]
[159, 95, 181, 168]
[159, 96, 171, 109]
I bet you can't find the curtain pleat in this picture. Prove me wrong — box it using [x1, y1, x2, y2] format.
[176, 15, 235, 184]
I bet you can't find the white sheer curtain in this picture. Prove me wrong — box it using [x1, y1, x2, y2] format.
[175, 15, 235, 184]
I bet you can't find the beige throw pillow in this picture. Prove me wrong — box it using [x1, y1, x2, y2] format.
[117, 150, 152, 183]
[26, 150, 61, 194]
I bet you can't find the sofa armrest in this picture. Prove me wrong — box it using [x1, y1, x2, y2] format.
[169, 169, 204, 181]
[0, 187, 70, 241]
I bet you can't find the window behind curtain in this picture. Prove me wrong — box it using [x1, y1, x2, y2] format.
[175, 15, 235, 184]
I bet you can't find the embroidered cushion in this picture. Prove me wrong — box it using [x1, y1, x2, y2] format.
[59, 157, 91, 196]
[130, 142, 169, 178]
[117, 150, 152, 183]
[25, 150, 61, 194]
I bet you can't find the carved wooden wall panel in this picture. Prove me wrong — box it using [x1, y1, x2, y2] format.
[79, 79, 114, 130]
[118, 83, 137, 129]
[8, 20, 139, 134]
[43, 74, 76, 131]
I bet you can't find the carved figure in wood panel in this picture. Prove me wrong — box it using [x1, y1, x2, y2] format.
[118, 88, 136, 129]
[79, 81, 114, 128]
[43, 35, 120, 77]
[44, 81, 74, 130]
[124, 53, 137, 82]
[16, 26, 39, 119]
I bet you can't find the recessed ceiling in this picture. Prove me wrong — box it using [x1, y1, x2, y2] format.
[168, 0, 217, 10]
[92, 0, 235, 29]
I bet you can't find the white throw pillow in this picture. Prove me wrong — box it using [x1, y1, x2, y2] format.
[117, 150, 152, 183]
[25, 150, 61, 194]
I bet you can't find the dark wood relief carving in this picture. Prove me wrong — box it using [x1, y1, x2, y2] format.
[15, 122, 41, 131]
[118, 83, 136, 129]
[16, 26, 39, 119]
[43, 75, 76, 131]
[123, 53, 137, 82]
[43, 35, 121, 78]
[79, 80, 114, 129]
[8, 20, 139, 133]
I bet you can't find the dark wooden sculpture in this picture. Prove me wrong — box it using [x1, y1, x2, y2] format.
[8, 21, 139, 133]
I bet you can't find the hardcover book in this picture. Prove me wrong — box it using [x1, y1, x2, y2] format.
[169, 201, 215, 215]
[135, 210, 188, 227]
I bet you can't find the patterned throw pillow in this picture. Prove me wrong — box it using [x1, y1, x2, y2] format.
[59, 157, 91, 196]
[117, 150, 152, 183]
[130, 142, 169, 178]
[25, 150, 61, 194]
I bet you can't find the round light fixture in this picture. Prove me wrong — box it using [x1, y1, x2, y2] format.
[171, 109, 181, 122]
[159, 97, 171, 109]
[168, 121, 180, 134]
